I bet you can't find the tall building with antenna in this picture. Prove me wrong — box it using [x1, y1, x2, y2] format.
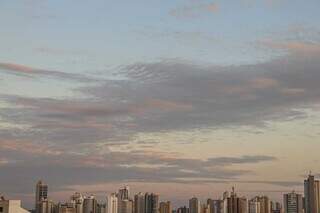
[35, 180, 48, 213]
[304, 173, 320, 213]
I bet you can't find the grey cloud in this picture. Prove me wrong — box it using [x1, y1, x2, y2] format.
[0, 143, 275, 194]
[83, 49, 320, 133]
[0, 39, 319, 204]
[1, 41, 320, 152]
[206, 156, 277, 165]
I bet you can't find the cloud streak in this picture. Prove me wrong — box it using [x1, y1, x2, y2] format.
[170, 2, 219, 19]
[0, 137, 276, 193]
[0, 62, 95, 82]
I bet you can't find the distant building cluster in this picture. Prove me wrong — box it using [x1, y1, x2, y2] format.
[1, 174, 320, 213]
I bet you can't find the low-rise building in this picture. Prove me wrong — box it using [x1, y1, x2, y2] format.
[0, 197, 29, 213]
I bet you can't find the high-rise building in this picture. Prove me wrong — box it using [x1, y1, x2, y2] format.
[118, 187, 130, 201]
[70, 192, 84, 213]
[206, 199, 214, 213]
[304, 174, 320, 213]
[224, 188, 247, 213]
[250, 196, 270, 213]
[270, 202, 282, 213]
[159, 201, 172, 213]
[83, 195, 97, 213]
[213, 200, 223, 213]
[35, 180, 48, 213]
[283, 191, 303, 213]
[200, 204, 209, 213]
[145, 193, 159, 213]
[238, 198, 248, 213]
[189, 198, 200, 213]
[97, 203, 106, 213]
[177, 206, 189, 213]
[118, 187, 131, 213]
[107, 193, 118, 213]
[56, 202, 76, 213]
[249, 199, 261, 213]
[222, 191, 229, 213]
[39, 199, 55, 213]
[207, 199, 223, 213]
[255, 196, 270, 213]
[134, 193, 145, 213]
[118, 200, 133, 213]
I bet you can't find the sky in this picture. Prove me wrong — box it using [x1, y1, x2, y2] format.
[1, 0, 320, 209]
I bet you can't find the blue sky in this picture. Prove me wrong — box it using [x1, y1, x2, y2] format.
[1, 0, 320, 208]
[2, 0, 319, 70]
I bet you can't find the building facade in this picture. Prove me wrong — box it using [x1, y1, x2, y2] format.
[145, 193, 159, 213]
[249, 199, 261, 213]
[118, 200, 133, 213]
[283, 191, 303, 213]
[304, 174, 320, 213]
[118, 187, 130, 201]
[0, 198, 29, 213]
[107, 193, 118, 213]
[134, 193, 145, 213]
[35, 181, 48, 213]
[70, 192, 84, 213]
[39, 199, 55, 213]
[159, 202, 172, 213]
[189, 198, 200, 213]
[83, 196, 97, 213]
[223, 188, 247, 213]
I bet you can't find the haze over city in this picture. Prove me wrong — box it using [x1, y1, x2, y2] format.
[1, 0, 320, 211]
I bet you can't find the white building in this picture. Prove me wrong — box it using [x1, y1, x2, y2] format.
[0, 198, 29, 213]
[107, 193, 118, 213]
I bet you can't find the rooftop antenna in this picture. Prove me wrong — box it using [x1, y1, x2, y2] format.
[231, 186, 235, 196]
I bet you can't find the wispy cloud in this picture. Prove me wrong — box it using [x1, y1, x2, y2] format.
[0, 62, 96, 82]
[0, 137, 276, 193]
[259, 40, 320, 54]
[170, 2, 219, 19]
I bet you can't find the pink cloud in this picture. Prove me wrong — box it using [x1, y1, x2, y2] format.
[259, 40, 320, 54]
[144, 99, 193, 112]
[0, 157, 10, 165]
[206, 2, 219, 13]
[221, 77, 278, 96]
[0, 139, 62, 156]
[0, 63, 36, 74]
[249, 77, 279, 89]
[170, 2, 219, 19]
[281, 88, 305, 96]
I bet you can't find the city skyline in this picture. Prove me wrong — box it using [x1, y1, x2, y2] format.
[0, 175, 314, 210]
[2, 175, 318, 212]
[1, 0, 320, 210]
